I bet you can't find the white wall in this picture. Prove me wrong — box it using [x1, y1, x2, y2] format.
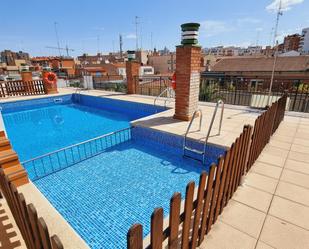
[300, 28, 309, 54]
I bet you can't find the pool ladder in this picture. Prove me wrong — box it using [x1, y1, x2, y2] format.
[183, 100, 224, 164]
[75, 88, 88, 103]
[154, 87, 175, 110]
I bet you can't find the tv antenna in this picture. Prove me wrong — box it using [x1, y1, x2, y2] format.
[268, 0, 283, 105]
[134, 16, 140, 50]
[54, 22, 62, 57]
[46, 45, 75, 57]
[119, 34, 123, 58]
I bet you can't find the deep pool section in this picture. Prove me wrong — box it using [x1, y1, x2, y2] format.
[33, 127, 226, 249]
[1, 95, 165, 161]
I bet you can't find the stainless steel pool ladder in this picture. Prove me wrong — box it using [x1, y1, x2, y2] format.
[183, 99, 224, 164]
[154, 87, 175, 110]
[75, 88, 88, 103]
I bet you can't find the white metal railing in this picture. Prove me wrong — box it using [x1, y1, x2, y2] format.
[183, 100, 224, 164]
[22, 127, 132, 181]
[154, 87, 175, 109]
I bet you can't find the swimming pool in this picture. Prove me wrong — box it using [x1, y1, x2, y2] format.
[1, 94, 225, 248]
[0, 94, 165, 161]
[33, 127, 225, 249]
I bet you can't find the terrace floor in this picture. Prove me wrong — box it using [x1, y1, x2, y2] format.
[1, 89, 309, 248]
[199, 115, 309, 249]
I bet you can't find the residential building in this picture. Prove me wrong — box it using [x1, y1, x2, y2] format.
[77, 66, 107, 77]
[0, 50, 30, 66]
[135, 50, 149, 65]
[76, 62, 126, 77]
[77, 53, 122, 66]
[50, 57, 76, 77]
[140, 66, 154, 76]
[204, 46, 263, 57]
[299, 27, 309, 54]
[283, 34, 301, 52]
[148, 53, 176, 74]
[204, 56, 309, 90]
[31, 56, 75, 77]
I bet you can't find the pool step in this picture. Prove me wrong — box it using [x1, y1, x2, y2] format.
[183, 146, 204, 163]
[184, 146, 204, 155]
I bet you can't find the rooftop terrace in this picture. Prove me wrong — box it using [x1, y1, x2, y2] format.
[0, 89, 308, 249]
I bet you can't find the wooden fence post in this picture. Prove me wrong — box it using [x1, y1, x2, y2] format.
[127, 224, 143, 249]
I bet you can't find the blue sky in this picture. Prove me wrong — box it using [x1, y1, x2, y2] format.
[1, 0, 308, 56]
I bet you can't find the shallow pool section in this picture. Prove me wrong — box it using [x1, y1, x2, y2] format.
[1, 94, 164, 161]
[33, 127, 225, 249]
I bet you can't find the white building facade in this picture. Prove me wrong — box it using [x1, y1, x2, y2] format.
[299, 28, 309, 54]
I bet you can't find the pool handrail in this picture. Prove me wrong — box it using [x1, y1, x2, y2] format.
[22, 127, 132, 181]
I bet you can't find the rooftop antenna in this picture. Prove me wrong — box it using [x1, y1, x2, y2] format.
[97, 35, 100, 54]
[268, 0, 283, 106]
[134, 16, 140, 50]
[150, 32, 153, 51]
[256, 30, 260, 47]
[54, 22, 62, 57]
[119, 34, 123, 58]
[46, 45, 74, 57]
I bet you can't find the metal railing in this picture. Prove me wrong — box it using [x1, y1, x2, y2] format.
[22, 127, 132, 181]
[93, 75, 127, 93]
[183, 100, 224, 164]
[200, 77, 309, 112]
[136, 76, 172, 97]
[153, 87, 175, 109]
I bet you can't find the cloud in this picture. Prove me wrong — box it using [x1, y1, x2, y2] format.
[200, 20, 234, 38]
[266, 0, 304, 12]
[125, 33, 137, 39]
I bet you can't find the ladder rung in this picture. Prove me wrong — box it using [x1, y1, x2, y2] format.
[184, 146, 204, 155]
[183, 154, 203, 163]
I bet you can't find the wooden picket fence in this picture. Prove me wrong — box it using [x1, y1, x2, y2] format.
[0, 169, 63, 249]
[0, 80, 46, 97]
[247, 93, 287, 171]
[127, 94, 287, 249]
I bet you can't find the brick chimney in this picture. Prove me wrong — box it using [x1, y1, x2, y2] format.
[126, 50, 140, 94]
[174, 23, 201, 121]
[21, 71, 32, 82]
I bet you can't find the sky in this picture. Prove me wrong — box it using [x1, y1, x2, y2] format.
[1, 0, 308, 57]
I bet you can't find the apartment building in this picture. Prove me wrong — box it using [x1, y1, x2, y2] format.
[283, 34, 301, 52]
[299, 27, 309, 54]
[0, 50, 30, 66]
[148, 53, 176, 74]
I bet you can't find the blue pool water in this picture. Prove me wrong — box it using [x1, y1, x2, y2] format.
[1, 94, 164, 161]
[0, 95, 226, 249]
[34, 128, 225, 249]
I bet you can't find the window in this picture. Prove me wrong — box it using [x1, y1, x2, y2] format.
[143, 68, 153, 73]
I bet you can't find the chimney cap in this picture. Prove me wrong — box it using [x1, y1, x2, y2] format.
[181, 23, 200, 45]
